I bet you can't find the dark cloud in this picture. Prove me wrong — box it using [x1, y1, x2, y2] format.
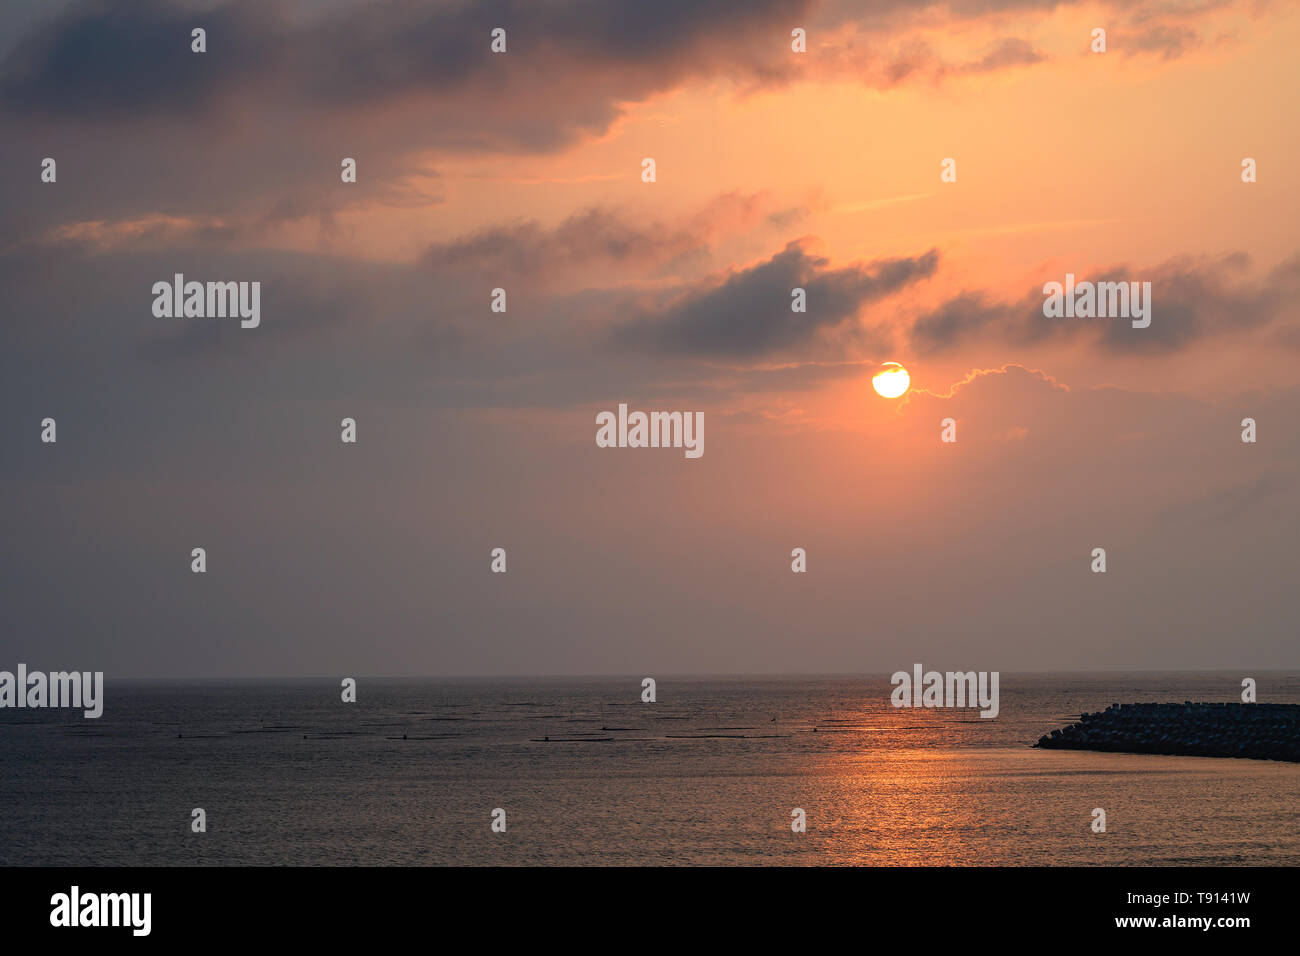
[910, 292, 1007, 351]
[420, 194, 799, 282]
[0, 0, 814, 244]
[2, 0, 810, 128]
[909, 253, 1300, 356]
[0, 0, 1233, 133]
[1, 0, 281, 119]
[616, 240, 937, 357]
[0, 232, 849, 433]
[423, 210, 696, 279]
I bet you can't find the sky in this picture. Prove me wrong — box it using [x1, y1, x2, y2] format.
[1, 0, 1298, 677]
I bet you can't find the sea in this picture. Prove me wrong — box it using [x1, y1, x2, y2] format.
[2, 673, 1297, 866]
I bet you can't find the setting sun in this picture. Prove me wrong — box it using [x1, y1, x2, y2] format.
[872, 363, 911, 399]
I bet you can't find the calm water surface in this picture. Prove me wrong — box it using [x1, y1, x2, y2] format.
[2, 673, 1297, 865]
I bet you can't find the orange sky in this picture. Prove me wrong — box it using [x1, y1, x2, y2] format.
[3, 0, 1298, 675]
[261, 0, 1300, 401]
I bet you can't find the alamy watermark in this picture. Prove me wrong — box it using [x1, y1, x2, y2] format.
[152, 274, 260, 328]
[596, 403, 704, 458]
[50, 886, 150, 936]
[0, 664, 103, 718]
[891, 663, 999, 718]
[1042, 273, 1150, 328]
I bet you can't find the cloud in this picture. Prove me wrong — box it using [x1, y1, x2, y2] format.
[0, 0, 1249, 248]
[420, 192, 806, 284]
[908, 253, 1300, 356]
[1, 0, 1246, 132]
[1, 0, 810, 132]
[615, 240, 938, 358]
[870, 35, 1046, 86]
[964, 36, 1045, 72]
[0, 0, 281, 119]
[909, 292, 1008, 353]
[1126, 23, 1202, 59]
[0, 0, 820, 245]
[908, 363, 1070, 402]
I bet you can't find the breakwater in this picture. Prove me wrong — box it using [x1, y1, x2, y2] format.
[1036, 702, 1300, 762]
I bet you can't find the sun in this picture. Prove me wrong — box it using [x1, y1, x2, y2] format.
[872, 362, 910, 399]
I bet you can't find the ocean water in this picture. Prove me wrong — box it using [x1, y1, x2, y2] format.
[2, 673, 1298, 866]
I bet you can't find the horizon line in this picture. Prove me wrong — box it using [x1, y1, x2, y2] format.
[79, 668, 1300, 682]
